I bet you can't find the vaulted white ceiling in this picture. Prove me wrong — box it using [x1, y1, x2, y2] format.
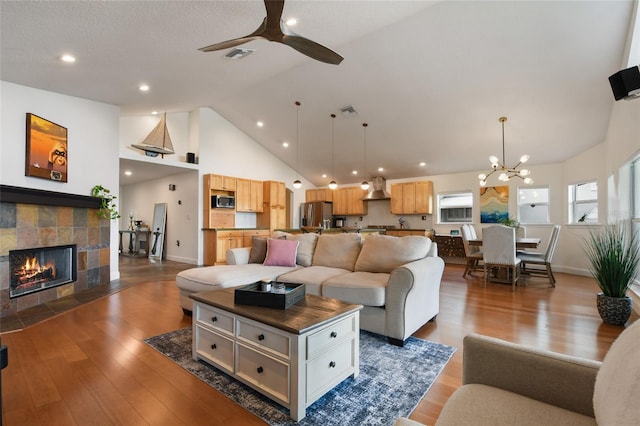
[1, 1, 634, 186]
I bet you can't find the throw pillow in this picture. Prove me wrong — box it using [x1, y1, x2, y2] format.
[286, 233, 319, 267]
[355, 234, 431, 273]
[263, 238, 299, 267]
[248, 237, 268, 264]
[312, 233, 363, 271]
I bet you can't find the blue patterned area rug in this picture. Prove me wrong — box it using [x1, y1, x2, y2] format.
[144, 328, 456, 425]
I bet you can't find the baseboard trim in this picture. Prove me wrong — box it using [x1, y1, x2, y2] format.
[166, 255, 197, 265]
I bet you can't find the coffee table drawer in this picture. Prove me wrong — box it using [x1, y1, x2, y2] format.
[195, 326, 234, 374]
[237, 320, 290, 358]
[306, 337, 355, 402]
[236, 344, 290, 404]
[307, 315, 355, 358]
[196, 304, 234, 335]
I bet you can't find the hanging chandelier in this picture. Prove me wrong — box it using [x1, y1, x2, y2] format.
[293, 101, 302, 189]
[478, 116, 533, 187]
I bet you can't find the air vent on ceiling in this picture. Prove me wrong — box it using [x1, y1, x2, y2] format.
[340, 105, 358, 118]
[224, 48, 254, 59]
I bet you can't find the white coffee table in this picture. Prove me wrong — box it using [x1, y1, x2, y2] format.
[190, 288, 362, 421]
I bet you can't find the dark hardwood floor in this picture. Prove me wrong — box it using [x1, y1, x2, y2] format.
[1, 257, 635, 425]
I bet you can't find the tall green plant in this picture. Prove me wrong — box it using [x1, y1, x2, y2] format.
[91, 185, 121, 220]
[584, 224, 640, 298]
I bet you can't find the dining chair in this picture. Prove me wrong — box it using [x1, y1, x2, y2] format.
[483, 225, 521, 291]
[461, 224, 483, 278]
[519, 224, 561, 286]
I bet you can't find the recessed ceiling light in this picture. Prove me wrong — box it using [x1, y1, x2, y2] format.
[352, 170, 358, 175]
[378, 167, 384, 172]
[139, 84, 150, 92]
[257, 121, 264, 127]
[322, 174, 327, 178]
[124, 170, 132, 176]
[151, 111, 158, 115]
[286, 18, 297, 26]
[60, 54, 76, 63]
[419, 162, 426, 167]
[282, 142, 289, 148]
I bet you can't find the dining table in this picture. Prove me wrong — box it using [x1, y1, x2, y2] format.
[468, 237, 541, 249]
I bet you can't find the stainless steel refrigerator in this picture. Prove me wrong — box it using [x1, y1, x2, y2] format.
[300, 202, 333, 228]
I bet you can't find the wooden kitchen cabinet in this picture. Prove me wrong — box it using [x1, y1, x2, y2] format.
[390, 181, 433, 215]
[209, 174, 237, 191]
[257, 181, 287, 231]
[305, 188, 334, 202]
[236, 178, 264, 213]
[242, 229, 270, 247]
[333, 187, 368, 216]
[203, 230, 243, 265]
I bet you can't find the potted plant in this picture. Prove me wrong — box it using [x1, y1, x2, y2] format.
[91, 185, 121, 219]
[584, 223, 640, 325]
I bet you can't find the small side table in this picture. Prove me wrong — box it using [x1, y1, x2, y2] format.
[119, 230, 151, 256]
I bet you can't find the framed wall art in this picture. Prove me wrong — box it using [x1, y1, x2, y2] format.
[25, 113, 68, 182]
[480, 185, 509, 223]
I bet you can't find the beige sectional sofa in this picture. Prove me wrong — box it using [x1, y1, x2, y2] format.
[176, 232, 445, 345]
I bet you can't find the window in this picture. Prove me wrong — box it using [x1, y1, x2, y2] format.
[568, 181, 598, 224]
[438, 192, 472, 223]
[517, 186, 550, 224]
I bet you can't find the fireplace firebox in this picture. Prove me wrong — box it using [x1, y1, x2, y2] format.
[9, 244, 77, 298]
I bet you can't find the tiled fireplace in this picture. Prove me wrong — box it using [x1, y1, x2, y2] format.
[0, 185, 110, 317]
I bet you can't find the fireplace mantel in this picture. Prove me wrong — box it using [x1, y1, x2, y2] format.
[0, 185, 102, 209]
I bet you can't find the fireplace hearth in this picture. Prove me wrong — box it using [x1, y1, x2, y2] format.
[9, 245, 77, 299]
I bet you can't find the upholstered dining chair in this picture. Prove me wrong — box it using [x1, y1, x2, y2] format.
[483, 225, 521, 291]
[460, 224, 483, 278]
[519, 224, 561, 286]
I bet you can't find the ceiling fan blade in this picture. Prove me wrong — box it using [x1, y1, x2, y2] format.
[263, 0, 285, 32]
[199, 17, 268, 52]
[199, 36, 261, 52]
[282, 35, 344, 65]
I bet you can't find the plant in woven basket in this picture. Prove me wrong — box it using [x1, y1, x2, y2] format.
[584, 223, 640, 325]
[91, 185, 121, 220]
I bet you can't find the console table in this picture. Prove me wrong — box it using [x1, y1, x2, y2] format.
[118, 229, 150, 256]
[190, 288, 362, 421]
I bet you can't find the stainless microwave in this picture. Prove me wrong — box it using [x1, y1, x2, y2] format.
[211, 195, 235, 209]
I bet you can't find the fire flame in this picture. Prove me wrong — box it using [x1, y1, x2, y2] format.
[19, 256, 56, 280]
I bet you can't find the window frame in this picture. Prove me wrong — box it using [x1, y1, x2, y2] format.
[568, 180, 599, 224]
[437, 190, 473, 224]
[516, 185, 550, 225]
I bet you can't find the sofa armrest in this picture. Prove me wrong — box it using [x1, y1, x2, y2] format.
[226, 247, 251, 265]
[385, 255, 445, 341]
[463, 334, 600, 417]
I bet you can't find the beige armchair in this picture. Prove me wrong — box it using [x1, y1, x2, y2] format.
[395, 319, 640, 426]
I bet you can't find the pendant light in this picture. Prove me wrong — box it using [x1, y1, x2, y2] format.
[293, 101, 302, 189]
[328, 113, 338, 190]
[360, 123, 370, 190]
[478, 116, 533, 187]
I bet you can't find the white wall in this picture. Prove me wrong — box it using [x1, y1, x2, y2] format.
[1, 81, 121, 279]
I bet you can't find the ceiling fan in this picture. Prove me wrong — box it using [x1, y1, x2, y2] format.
[199, 0, 343, 65]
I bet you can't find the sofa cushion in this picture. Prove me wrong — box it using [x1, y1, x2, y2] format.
[176, 264, 298, 293]
[322, 271, 389, 306]
[436, 384, 596, 426]
[264, 238, 299, 267]
[286, 233, 319, 267]
[248, 237, 267, 264]
[355, 234, 430, 273]
[312, 233, 363, 271]
[278, 266, 352, 296]
[593, 318, 640, 425]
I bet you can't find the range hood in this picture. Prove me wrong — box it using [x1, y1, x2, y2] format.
[363, 176, 391, 200]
